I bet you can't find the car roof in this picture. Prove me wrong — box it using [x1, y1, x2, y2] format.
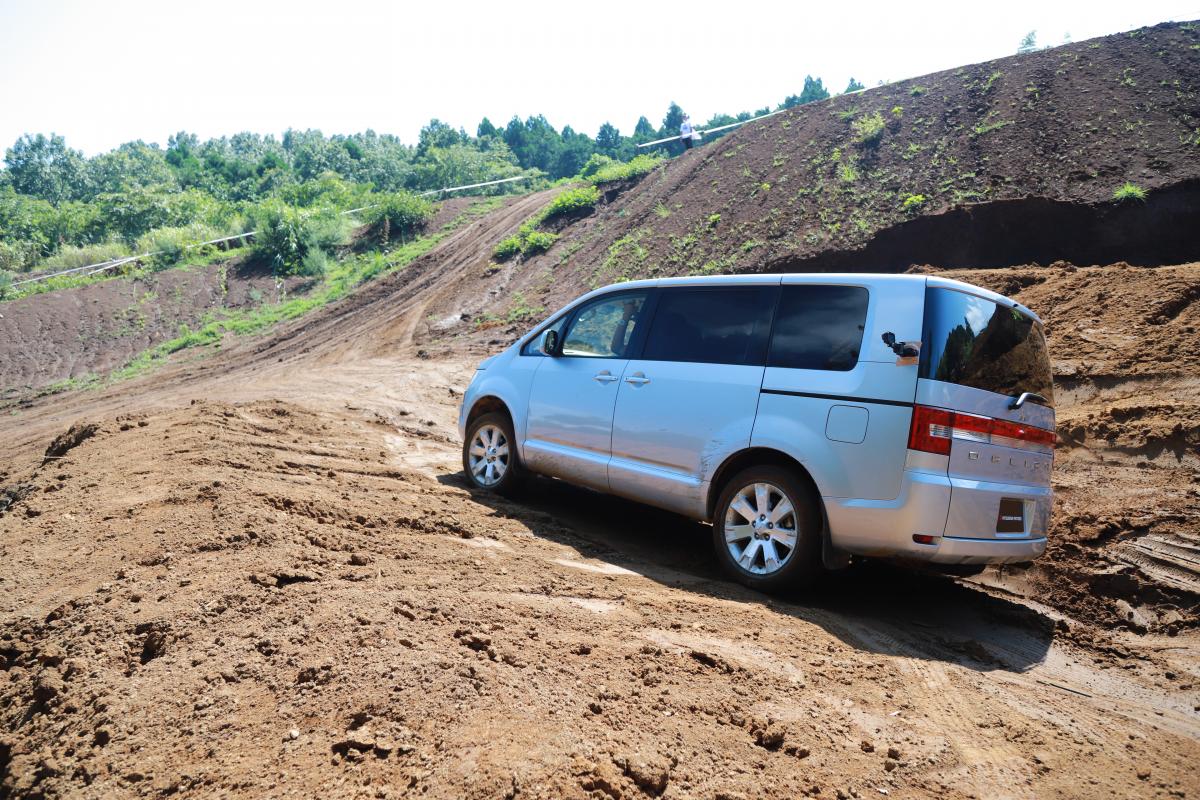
[581, 272, 1042, 324]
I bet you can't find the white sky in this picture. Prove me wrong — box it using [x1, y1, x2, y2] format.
[1, 0, 1197, 156]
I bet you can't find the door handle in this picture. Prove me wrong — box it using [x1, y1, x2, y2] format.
[624, 374, 650, 386]
[593, 372, 618, 383]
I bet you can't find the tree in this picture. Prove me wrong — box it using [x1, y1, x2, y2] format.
[1017, 30, 1038, 54]
[416, 119, 465, 157]
[844, 77, 865, 93]
[87, 140, 175, 197]
[632, 116, 656, 144]
[477, 117, 499, 139]
[594, 122, 621, 157]
[780, 76, 830, 109]
[4, 134, 89, 202]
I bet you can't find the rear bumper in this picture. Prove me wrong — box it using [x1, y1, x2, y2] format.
[918, 534, 1047, 564]
[824, 468, 1050, 565]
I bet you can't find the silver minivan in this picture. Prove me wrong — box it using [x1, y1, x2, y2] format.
[458, 274, 1055, 591]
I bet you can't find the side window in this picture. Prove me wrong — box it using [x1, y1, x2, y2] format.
[561, 293, 648, 358]
[641, 287, 774, 365]
[520, 314, 569, 357]
[768, 285, 869, 371]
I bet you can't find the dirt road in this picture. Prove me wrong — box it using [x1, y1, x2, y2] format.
[1, 346, 1197, 799]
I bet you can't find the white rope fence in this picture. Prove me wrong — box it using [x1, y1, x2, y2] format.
[637, 109, 785, 148]
[12, 175, 533, 288]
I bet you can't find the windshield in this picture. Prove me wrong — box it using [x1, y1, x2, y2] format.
[920, 287, 1054, 407]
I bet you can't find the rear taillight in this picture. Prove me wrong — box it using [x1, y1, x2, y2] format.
[908, 405, 953, 455]
[907, 405, 1055, 456]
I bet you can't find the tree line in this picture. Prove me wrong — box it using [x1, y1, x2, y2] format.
[1, 75, 860, 277]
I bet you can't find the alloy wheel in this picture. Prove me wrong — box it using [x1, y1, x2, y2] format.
[468, 424, 509, 486]
[722, 482, 799, 575]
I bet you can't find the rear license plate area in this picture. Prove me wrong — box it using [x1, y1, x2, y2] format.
[996, 498, 1025, 533]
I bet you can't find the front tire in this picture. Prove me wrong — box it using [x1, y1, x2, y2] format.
[462, 412, 524, 496]
[712, 466, 822, 592]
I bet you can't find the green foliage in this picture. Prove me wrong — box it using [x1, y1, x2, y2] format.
[586, 154, 662, 185]
[0, 268, 12, 299]
[248, 201, 349, 275]
[1017, 30, 1038, 54]
[1113, 182, 1147, 202]
[972, 118, 1013, 136]
[135, 223, 223, 269]
[838, 161, 859, 182]
[902, 193, 927, 212]
[780, 76, 830, 109]
[891, 106, 903, 118]
[363, 191, 434, 238]
[844, 78, 866, 94]
[851, 112, 886, 146]
[521, 230, 558, 255]
[982, 71, 1003, 92]
[493, 236, 523, 261]
[4, 133, 88, 202]
[298, 248, 331, 277]
[579, 154, 616, 179]
[909, 85, 928, 96]
[542, 185, 600, 220]
[42, 241, 131, 270]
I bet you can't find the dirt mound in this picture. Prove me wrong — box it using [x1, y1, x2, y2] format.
[406, 21, 1200, 338]
[2, 398, 1197, 799]
[0, 259, 307, 396]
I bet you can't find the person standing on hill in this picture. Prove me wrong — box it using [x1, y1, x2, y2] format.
[680, 115, 698, 150]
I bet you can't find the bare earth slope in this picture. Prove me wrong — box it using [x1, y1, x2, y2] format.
[2, 22, 1200, 800]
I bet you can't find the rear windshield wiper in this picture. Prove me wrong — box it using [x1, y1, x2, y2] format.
[1009, 391, 1048, 410]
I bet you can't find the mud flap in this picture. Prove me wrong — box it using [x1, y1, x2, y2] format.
[820, 512, 852, 570]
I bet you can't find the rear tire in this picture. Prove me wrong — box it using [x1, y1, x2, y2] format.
[712, 465, 822, 593]
[462, 412, 525, 497]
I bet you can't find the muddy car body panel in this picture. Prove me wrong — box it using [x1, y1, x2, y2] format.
[460, 273, 1056, 580]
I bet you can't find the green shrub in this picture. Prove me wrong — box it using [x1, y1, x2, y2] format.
[521, 230, 558, 255]
[298, 248, 331, 277]
[542, 185, 600, 220]
[493, 235, 523, 261]
[587, 154, 662, 185]
[852, 112, 886, 145]
[42, 241, 131, 271]
[902, 193, 927, 212]
[0, 240, 40, 273]
[251, 200, 307, 273]
[251, 201, 352, 275]
[1113, 182, 1147, 202]
[135, 223, 223, 270]
[578, 154, 616, 179]
[364, 191, 434, 239]
[0, 268, 13, 299]
[302, 210, 354, 252]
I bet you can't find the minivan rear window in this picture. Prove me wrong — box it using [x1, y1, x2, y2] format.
[920, 287, 1054, 406]
[642, 287, 774, 365]
[767, 285, 869, 371]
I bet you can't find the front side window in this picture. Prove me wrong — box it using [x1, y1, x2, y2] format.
[641, 287, 774, 365]
[920, 287, 1054, 405]
[561, 293, 648, 358]
[768, 285, 869, 371]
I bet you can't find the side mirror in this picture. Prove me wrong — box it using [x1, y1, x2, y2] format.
[540, 329, 559, 356]
[881, 332, 920, 358]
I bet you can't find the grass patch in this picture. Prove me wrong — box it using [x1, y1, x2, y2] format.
[851, 112, 886, 146]
[542, 185, 600, 220]
[586, 154, 663, 185]
[1113, 182, 1147, 202]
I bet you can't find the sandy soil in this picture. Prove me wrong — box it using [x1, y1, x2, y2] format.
[2, 366, 1198, 800]
[2, 257, 1198, 797]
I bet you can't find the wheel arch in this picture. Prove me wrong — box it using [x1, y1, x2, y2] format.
[465, 395, 513, 430]
[706, 447, 823, 521]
